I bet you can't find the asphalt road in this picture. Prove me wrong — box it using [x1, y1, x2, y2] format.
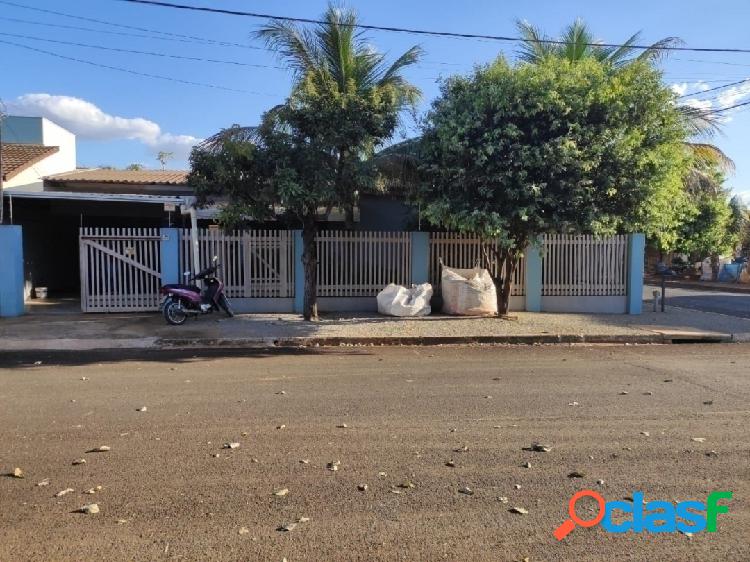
[0, 345, 748, 562]
[647, 284, 750, 319]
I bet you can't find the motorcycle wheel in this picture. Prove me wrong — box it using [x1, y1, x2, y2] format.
[218, 294, 234, 318]
[164, 299, 188, 325]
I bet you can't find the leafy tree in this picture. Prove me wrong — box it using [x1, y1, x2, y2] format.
[674, 190, 738, 279]
[515, 19, 735, 247]
[125, 163, 144, 171]
[189, 5, 421, 320]
[417, 57, 687, 314]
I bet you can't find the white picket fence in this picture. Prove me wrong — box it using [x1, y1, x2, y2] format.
[78, 228, 631, 313]
[429, 233, 526, 296]
[541, 234, 628, 296]
[316, 230, 411, 297]
[178, 229, 294, 298]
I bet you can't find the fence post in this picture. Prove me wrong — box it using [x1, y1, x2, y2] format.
[626, 233, 645, 315]
[410, 231, 429, 285]
[524, 239, 542, 312]
[160, 228, 180, 285]
[293, 230, 304, 314]
[0, 225, 25, 317]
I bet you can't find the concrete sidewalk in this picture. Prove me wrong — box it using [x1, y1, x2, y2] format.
[2, 299, 749, 351]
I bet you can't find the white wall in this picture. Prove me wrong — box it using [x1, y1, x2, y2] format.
[2, 116, 77, 191]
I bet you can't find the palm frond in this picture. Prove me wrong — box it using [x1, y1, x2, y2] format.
[601, 31, 641, 67]
[678, 104, 721, 138]
[636, 36, 683, 64]
[515, 19, 555, 64]
[686, 142, 736, 174]
[197, 125, 259, 153]
[255, 20, 321, 77]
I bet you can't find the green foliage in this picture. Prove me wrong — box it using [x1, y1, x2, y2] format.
[419, 57, 687, 253]
[674, 191, 738, 258]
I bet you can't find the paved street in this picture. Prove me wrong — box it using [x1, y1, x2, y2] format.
[647, 285, 750, 319]
[1, 345, 748, 562]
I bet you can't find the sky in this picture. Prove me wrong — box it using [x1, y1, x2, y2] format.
[1, 0, 749, 202]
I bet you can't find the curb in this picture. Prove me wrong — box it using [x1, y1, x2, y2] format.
[1, 332, 733, 354]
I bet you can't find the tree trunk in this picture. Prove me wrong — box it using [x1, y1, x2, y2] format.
[483, 242, 517, 317]
[710, 253, 720, 282]
[498, 253, 517, 316]
[301, 215, 318, 321]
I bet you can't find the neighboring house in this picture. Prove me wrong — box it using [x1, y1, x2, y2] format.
[0, 116, 76, 190]
[44, 169, 192, 196]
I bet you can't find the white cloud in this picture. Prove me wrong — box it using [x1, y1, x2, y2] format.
[670, 82, 688, 96]
[683, 98, 714, 111]
[6, 93, 201, 162]
[716, 81, 750, 109]
[735, 190, 750, 205]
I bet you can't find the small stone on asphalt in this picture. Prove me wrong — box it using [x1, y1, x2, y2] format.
[509, 507, 528, 515]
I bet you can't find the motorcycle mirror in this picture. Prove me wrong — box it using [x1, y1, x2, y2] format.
[212, 255, 219, 263]
[183, 271, 191, 277]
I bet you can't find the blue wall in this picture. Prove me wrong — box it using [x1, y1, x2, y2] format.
[0, 225, 25, 317]
[160, 228, 180, 285]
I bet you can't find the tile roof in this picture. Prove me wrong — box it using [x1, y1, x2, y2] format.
[45, 169, 189, 185]
[1, 143, 59, 181]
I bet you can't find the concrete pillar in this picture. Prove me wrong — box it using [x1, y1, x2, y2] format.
[524, 240, 542, 312]
[160, 228, 180, 285]
[627, 233, 645, 315]
[410, 231, 429, 285]
[0, 225, 25, 317]
[293, 230, 304, 314]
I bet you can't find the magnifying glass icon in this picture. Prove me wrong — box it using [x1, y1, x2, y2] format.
[553, 490, 606, 541]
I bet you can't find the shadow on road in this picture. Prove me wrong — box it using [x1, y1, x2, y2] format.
[0, 347, 373, 369]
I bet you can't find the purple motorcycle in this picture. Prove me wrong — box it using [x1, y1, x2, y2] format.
[159, 257, 234, 325]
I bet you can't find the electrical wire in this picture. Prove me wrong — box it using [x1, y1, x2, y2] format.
[0, 0, 261, 50]
[117, 0, 750, 54]
[0, 39, 277, 95]
[677, 77, 750, 99]
[0, 32, 283, 69]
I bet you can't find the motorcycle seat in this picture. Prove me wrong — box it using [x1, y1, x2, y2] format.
[163, 283, 201, 293]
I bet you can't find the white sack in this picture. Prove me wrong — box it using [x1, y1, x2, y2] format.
[377, 283, 433, 317]
[441, 266, 497, 316]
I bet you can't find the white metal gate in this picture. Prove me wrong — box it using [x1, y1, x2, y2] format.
[79, 227, 163, 312]
[178, 229, 294, 298]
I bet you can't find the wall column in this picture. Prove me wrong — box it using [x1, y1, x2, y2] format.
[524, 240, 542, 312]
[160, 228, 180, 285]
[627, 233, 645, 315]
[410, 231, 429, 285]
[0, 225, 25, 317]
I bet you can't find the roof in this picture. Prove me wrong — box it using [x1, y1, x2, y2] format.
[45, 169, 189, 185]
[4, 189, 193, 205]
[1, 143, 60, 181]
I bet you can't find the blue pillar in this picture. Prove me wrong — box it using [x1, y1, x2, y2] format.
[293, 230, 304, 314]
[0, 225, 25, 317]
[524, 240, 542, 312]
[627, 233, 645, 315]
[410, 231, 429, 285]
[160, 228, 180, 284]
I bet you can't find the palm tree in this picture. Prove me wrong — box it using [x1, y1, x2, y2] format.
[515, 19, 735, 192]
[255, 4, 422, 320]
[257, 5, 422, 113]
[515, 19, 680, 67]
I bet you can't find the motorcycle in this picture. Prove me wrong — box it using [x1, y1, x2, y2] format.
[159, 256, 234, 325]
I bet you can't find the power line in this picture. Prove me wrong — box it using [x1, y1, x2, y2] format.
[117, 0, 750, 54]
[0, 32, 284, 69]
[710, 99, 750, 113]
[0, 39, 277, 96]
[0, 0, 261, 50]
[677, 77, 750, 99]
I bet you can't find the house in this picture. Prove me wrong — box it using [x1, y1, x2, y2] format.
[0, 116, 76, 190]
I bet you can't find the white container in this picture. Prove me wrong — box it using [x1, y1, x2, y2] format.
[35, 287, 48, 299]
